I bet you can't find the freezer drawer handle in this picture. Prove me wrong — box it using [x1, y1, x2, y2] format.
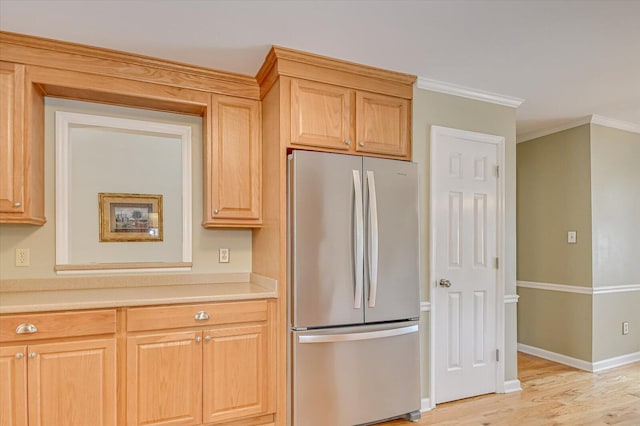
[298, 324, 418, 344]
[353, 170, 364, 309]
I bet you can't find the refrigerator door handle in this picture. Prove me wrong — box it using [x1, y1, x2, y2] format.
[353, 170, 364, 309]
[298, 324, 418, 344]
[366, 170, 379, 308]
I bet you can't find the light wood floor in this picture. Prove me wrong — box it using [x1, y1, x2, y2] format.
[382, 352, 640, 425]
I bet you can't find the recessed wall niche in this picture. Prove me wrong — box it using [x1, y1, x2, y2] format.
[55, 108, 192, 273]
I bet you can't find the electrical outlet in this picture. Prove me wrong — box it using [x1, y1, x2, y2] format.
[622, 322, 629, 335]
[15, 248, 30, 267]
[567, 231, 577, 244]
[219, 248, 230, 263]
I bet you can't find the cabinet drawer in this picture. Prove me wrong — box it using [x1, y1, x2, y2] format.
[0, 309, 116, 343]
[127, 300, 268, 332]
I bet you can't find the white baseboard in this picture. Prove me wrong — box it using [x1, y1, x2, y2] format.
[592, 351, 640, 372]
[518, 343, 640, 372]
[420, 398, 433, 412]
[503, 379, 522, 393]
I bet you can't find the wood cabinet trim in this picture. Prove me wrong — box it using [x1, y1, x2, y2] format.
[257, 45, 416, 99]
[0, 31, 260, 100]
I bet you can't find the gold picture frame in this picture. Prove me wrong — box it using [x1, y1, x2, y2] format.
[99, 193, 163, 242]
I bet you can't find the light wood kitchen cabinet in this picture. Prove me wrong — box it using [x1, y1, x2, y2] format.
[0, 61, 45, 224]
[126, 300, 275, 426]
[287, 77, 410, 158]
[126, 331, 203, 426]
[0, 310, 117, 426]
[203, 94, 262, 228]
[290, 79, 352, 151]
[355, 90, 409, 157]
[0, 345, 28, 426]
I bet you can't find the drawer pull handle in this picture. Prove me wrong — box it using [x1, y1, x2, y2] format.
[16, 323, 38, 334]
[194, 311, 210, 321]
[14, 202, 22, 207]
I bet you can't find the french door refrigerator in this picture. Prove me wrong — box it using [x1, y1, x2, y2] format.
[288, 150, 421, 426]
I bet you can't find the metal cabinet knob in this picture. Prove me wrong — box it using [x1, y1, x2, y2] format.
[204, 335, 211, 342]
[29, 352, 37, 359]
[194, 311, 210, 321]
[16, 323, 38, 334]
[345, 139, 351, 146]
[213, 209, 219, 215]
[16, 353, 24, 359]
[195, 336, 202, 343]
[439, 279, 452, 288]
[14, 202, 22, 207]
[359, 141, 365, 147]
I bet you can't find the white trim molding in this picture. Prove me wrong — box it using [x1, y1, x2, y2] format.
[420, 301, 431, 312]
[420, 398, 433, 413]
[517, 281, 640, 295]
[517, 114, 640, 143]
[503, 379, 522, 393]
[55, 111, 193, 273]
[591, 115, 640, 134]
[518, 343, 640, 373]
[504, 294, 520, 304]
[417, 77, 524, 108]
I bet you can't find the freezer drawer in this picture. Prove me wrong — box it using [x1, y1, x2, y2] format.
[291, 321, 420, 426]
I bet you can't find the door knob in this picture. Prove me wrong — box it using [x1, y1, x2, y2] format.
[439, 279, 452, 288]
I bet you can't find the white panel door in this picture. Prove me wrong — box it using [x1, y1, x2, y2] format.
[433, 127, 500, 403]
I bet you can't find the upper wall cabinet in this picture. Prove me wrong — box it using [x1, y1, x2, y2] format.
[289, 78, 409, 157]
[0, 61, 45, 224]
[259, 46, 415, 160]
[203, 94, 262, 228]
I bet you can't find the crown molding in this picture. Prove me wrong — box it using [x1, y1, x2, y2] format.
[416, 76, 524, 108]
[590, 114, 640, 134]
[517, 114, 640, 143]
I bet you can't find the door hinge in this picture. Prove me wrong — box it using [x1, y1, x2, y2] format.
[496, 349, 500, 362]
[495, 257, 499, 269]
[495, 165, 500, 178]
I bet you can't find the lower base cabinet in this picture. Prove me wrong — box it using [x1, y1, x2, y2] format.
[0, 338, 116, 426]
[126, 300, 275, 426]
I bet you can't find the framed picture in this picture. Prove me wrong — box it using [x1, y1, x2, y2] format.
[99, 193, 163, 242]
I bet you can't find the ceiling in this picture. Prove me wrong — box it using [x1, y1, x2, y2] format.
[1, 0, 639, 139]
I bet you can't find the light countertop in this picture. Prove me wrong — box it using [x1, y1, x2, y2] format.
[0, 273, 277, 314]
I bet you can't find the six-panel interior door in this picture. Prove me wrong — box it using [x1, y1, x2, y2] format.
[433, 130, 498, 403]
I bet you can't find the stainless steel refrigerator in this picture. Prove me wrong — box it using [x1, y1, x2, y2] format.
[288, 150, 421, 426]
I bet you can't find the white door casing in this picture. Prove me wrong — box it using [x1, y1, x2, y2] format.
[429, 126, 505, 404]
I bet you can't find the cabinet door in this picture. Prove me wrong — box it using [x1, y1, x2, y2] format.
[356, 91, 409, 158]
[202, 324, 269, 424]
[127, 331, 202, 426]
[204, 95, 261, 227]
[0, 345, 28, 426]
[290, 79, 353, 151]
[0, 62, 25, 214]
[27, 338, 116, 426]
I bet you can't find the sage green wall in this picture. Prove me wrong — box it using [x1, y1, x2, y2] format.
[516, 125, 593, 286]
[517, 287, 593, 361]
[412, 88, 518, 395]
[517, 123, 640, 364]
[0, 98, 252, 280]
[590, 125, 640, 362]
[590, 125, 640, 287]
[593, 292, 640, 362]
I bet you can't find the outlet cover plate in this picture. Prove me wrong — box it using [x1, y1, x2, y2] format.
[219, 248, 230, 263]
